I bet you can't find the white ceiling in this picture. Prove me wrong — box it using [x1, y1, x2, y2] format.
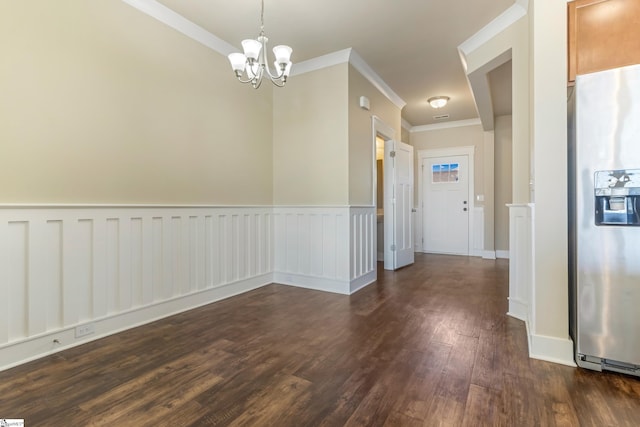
[156, 0, 515, 127]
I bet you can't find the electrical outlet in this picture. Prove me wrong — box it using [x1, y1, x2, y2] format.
[75, 323, 95, 338]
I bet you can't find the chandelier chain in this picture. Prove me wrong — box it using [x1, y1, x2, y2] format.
[260, 0, 265, 34]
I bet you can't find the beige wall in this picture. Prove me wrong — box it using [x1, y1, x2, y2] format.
[411, 124, 485, 205]
[530, 0, 569, 340]
[348, 65, 401, 206]
[272, 64, 349, 205]
[494, 115, 513, 251]
[401, 127, 411, 144]
[0, 1, 273, 205]
[464, 15, 530, 204]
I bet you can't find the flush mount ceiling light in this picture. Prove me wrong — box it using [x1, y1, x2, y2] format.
[227, 0, 293, 89]
[428, 96, 450, 109]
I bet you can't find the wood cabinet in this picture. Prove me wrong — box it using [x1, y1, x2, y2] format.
[568, 0, 640, 83]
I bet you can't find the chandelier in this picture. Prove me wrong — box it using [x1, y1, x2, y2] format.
[227, 0, 293, 89]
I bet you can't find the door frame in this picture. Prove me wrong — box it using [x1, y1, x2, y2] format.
[371, 116, 397, 273]
[418, 146, 475, 256]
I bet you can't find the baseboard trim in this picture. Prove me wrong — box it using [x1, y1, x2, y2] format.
[482, 250, 497, 260]
[529, 333, 576, 367]
[0, 274, 272, 372]
[496, 250, 509, 259]
[508, 301, 576, 368]
[507, 297, 528, 322]
[273, 271, 351, 295]
[349, 270, 377, 294]
[470, 248, 483, 257]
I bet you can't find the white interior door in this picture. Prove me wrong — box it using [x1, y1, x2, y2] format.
[422, 155, 469, 255]
[384, 140, 414, 270]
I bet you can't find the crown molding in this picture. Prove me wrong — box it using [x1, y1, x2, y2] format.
[457, 0, 527, 59]
[348, 50, 406, 110]
[293, 48, 406, 110]
[122, 1, 406, 110]
[401, 118, 413, 131]
[290, 48, 352, 76]
[410, 118, 481, 133]
[121, 0, 236, 55]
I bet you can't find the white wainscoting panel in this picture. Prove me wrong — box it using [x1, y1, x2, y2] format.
[507, 204, 531, 322]
[0, 206, 273, 371]
[273, 206, 376, 295]
[348, 207, 377, 294]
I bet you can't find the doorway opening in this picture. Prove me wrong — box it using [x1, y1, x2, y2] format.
[376, 135, 385, 262]
[372, 117, 396, 271]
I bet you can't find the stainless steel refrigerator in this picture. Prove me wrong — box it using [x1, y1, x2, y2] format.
[570, 63, 640, 376]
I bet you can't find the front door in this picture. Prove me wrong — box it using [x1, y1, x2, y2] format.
[384, 140, 415, 270]
[422, 155, 469, 255]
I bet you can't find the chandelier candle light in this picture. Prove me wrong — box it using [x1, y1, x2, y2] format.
[227, 0, 293, 88]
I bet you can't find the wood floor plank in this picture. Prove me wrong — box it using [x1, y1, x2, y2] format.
[461, 384, 506, 427]
[1, 254, 639, 426]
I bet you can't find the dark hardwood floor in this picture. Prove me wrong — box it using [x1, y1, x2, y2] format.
[1, 254, 639, 426]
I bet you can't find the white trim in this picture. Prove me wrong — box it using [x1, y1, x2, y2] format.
[121, 0, 237, 55]
[482, 250, 497, 260]
[401, 118, 413, 132]
[418, 146, 476, 257]
[372, 117, 397, 140]
[411, 118, 481, 133]
[528, 202, 537, 337]
[273, 269, 375, 296]
[510, 306, 576, 368]
[507, 297, 528, 322]
[457, 1, 528, 58]
[372, 116, 397, 206]
[529, 333, 576, 367]
[273, 272, 349, 295]
[348, 50, 406, 110]
[290, 48, 352, 76]
[350, 271, 377, 294]
[496, 249, 509, 259]
[372, 117, 396, 273]
[291, 49, 407, 110]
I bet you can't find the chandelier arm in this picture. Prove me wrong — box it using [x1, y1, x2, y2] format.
[263, 62, 286, 80]
[253, 73, 263, 89]
[269, 77, 286, 88]
[237, 75, 255, 84]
